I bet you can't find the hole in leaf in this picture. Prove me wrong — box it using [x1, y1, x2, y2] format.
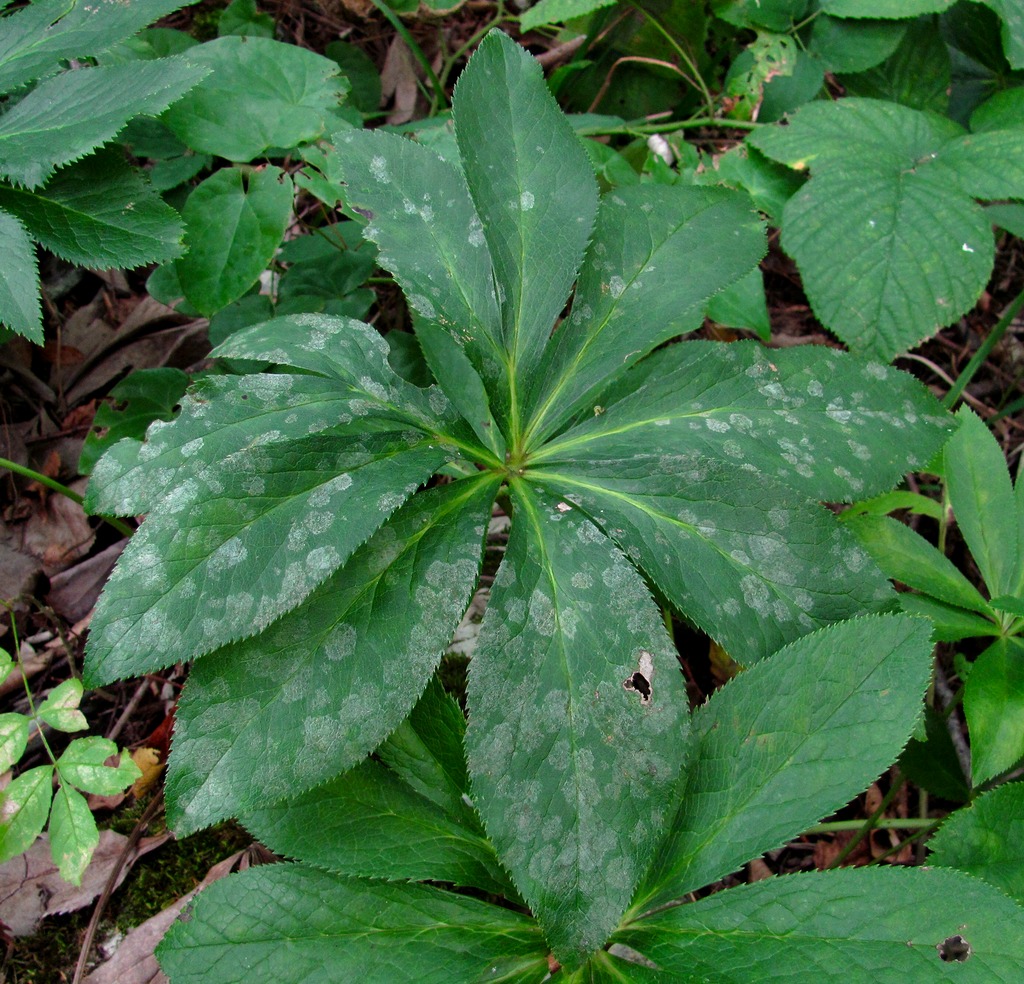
[352, 206, 374, 221]
[937, 935, 972, 962]
[623, 649, 655, 704]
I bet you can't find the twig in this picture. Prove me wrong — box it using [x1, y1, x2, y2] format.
[72, 791, 166, 984]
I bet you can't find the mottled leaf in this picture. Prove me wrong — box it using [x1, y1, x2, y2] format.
[48, 784, 97, 885]
[466, 484, 689, 968]
[532, 462, 893, 663]
[165, 477, 497, 833]
[85, 435, 446, 686]
[523, 186, 765, 444]
[453, 31, 598, 428]
[0, 766, 53, 863]
[534, 341, 951, 504]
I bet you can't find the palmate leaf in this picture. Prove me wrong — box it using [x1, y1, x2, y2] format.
[615, 868, 1024, 982]
[85, 314, 464, 516]
[0, 58, 208, 189]
[532, 460, 892, 662]
[533, 341, 951, 504]
[334, 129, 505, 394]
[466, 484, 690, 968]
[633, 614, 932, 910]
[157, 865, 550, 984]
[0, 0, 197, 93]
[87, 434, 447, 686]
[750, 98, 1024, 360]
[165, 477, 498, 833]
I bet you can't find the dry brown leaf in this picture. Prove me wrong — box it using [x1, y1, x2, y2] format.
[130, 748, 164, 800]
[381, 35, 419, 125]
[19, 477, 95, 575]
[0, 832, 166, 936]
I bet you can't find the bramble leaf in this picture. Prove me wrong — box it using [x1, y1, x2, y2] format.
[0, 58, 207, 189]
[750, 98, 1024, 360]
[160, 36, 349, 161]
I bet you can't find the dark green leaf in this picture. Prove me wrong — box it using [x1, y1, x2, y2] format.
[898, 705, 971, 802]
[0, 208, 41, 342]
[0, 0, 199, 92]
[946, 408, 1020, 597]
[751, 99, 1010, 360]
[0, 58, 207, 189]
[930, 782, 1024, 902]
[964, 636, 1024, 784]
[156, 866, 549, 983]
[635, 614, 932, 908]
[176, 167, 293, 315]
[808, 14, 906, 73]
[466, 483, 689, 968]
[0, 150, 186, 268]
[618, 867, 1024, 981]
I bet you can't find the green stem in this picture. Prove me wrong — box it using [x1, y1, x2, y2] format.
[368, 0, 447, 114]
[438, 2, 507, 93]
[944, 285, 1024, 409]
[805, 817, 936, 833]
[0, 457, 134, 538]
[624, 0, 715, 118]
[825, 772, 906, 869]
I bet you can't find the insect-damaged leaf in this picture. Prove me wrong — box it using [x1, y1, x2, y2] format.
[466, 484, 689, 969]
